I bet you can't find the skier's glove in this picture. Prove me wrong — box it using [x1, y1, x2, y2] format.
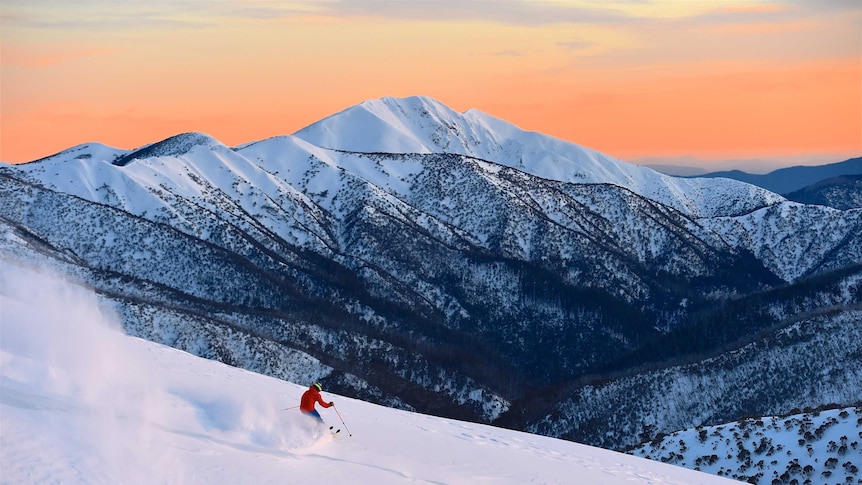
[329, 402, 334, 406]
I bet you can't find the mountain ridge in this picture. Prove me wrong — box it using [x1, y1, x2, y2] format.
[784, 174, 862, 210]
[292, 96, 786, 219]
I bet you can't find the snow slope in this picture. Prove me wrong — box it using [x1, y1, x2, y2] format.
[0, 262, 733, 485]
[630, 407, 861, 484]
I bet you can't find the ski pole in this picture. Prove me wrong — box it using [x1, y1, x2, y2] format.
[280, 405, 300, 412]
[332, 404, 352, 437]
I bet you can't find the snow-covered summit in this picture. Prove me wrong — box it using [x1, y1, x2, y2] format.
[294, 95, 784, 217]
[113, 132, 228, 166]
[27, 141, 128, 166]
[293, 95, 466, 154]
[293, 95, 626, 176]
[10, 131, 297, 228]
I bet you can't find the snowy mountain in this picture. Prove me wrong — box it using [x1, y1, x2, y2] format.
[1, 263, 735, 485]
[294, 96, 785, 218]
[1, 96, 860, 478]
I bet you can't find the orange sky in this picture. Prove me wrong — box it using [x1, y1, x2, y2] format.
[1, 1, 860, 169]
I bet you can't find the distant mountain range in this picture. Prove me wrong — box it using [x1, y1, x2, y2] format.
[647, 157, 862, 200]
[2, 96, 860, 470]
[636, 155, 827, 176]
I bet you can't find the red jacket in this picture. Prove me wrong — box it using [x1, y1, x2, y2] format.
[300, 386, 332, 412]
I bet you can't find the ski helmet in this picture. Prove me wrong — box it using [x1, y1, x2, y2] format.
[312, 382, 322, 392]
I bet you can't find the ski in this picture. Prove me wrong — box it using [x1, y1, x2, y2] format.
[330, 426, 341, 435]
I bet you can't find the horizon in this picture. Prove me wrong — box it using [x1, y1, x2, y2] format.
[1, 1, 860, 170]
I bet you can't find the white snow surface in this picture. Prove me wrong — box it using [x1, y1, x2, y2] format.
[630, 407, 862, 484]
[0, 263, 733, 485]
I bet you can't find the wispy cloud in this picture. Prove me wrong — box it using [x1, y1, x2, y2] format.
[557, 39, 595, 51]
[7, 0, 850, 32]
[297, 0, 859, 27]
[1, 47, 115, 67]
[333, 0, 636, 25]
[1, 0, 221, 31]
[493, 50, 526, 57]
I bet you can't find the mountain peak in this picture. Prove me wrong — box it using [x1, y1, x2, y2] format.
[293, 95, 612, 167]
[289, 96, 783, 217]
[362, 94, 450, 110]
[113, 132, 225, 166]
[293, 95, 471, 155]
[24, 142, 127, 165]
[358, 95, 462, 123]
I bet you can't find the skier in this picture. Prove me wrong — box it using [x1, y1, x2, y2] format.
[300, 381, 334, 422]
